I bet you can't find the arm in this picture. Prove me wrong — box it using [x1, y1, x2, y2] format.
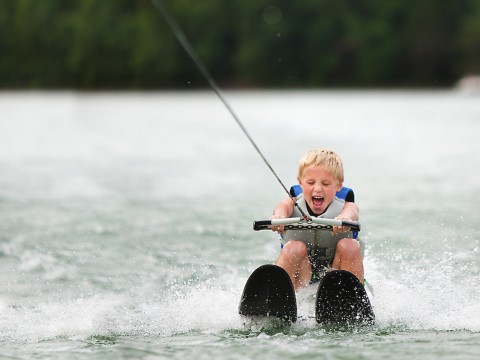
[338, 201, 359, 221]
[333, 201, 359, 234]
[270, 196, 295, 233]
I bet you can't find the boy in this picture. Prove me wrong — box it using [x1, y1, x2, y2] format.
[270, 149, 364, 291]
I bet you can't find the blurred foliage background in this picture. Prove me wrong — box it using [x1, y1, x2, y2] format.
[1, 0, 479, 89]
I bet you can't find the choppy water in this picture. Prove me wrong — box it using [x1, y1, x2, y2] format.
[1, 90, 479, 359]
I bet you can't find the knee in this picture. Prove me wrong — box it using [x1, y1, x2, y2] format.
[282, 240, 308, 259]
[336, 238, 361, 260]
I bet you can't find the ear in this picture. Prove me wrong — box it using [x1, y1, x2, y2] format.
[336, 182, 343, 192]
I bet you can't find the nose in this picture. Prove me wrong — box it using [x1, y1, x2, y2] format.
[314, 183, 323, 193]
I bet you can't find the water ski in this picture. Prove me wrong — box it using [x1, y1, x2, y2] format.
[239, 264, 297, 323]
[315, 270, 375, 326]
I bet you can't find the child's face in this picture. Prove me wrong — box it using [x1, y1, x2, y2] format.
[299, 165, 342, 215]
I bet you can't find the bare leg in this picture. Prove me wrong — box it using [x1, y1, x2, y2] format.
[331, 238, 364, 283]
[275, 240, 312, 291]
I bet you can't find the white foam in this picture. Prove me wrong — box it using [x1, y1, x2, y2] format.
[364, 255, 480, 331]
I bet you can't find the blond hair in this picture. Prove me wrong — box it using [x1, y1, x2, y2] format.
[297, 149, 344, 183]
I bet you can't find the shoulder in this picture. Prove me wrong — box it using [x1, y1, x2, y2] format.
[290, 185, 303, 197]
[336, 187, 355, 202]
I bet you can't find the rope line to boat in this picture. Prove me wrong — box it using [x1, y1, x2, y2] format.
[151, 0, 309, 220]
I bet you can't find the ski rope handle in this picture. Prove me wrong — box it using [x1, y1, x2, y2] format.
[253, 217, 360, 232]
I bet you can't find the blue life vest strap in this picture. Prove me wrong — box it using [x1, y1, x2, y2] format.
[290, 184, 303, 197]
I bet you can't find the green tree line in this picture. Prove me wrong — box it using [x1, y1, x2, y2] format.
[1, 0, 479, 89]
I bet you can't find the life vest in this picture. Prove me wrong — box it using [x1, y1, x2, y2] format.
[281, 186, 358, 265]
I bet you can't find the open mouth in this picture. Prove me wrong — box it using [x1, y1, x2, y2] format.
[312, 195, 324, 208]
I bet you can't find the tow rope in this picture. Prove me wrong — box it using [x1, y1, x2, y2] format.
[151, 0, 309, 220]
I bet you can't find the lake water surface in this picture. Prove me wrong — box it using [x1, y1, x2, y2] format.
[0, 90, 479, 359]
